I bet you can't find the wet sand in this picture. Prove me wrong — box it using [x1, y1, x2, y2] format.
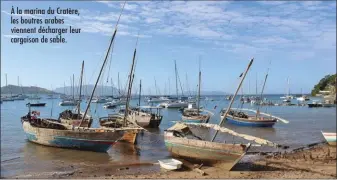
[9, 143, 336, 179]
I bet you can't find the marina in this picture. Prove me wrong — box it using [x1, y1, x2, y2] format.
[1, 1, 336, 179]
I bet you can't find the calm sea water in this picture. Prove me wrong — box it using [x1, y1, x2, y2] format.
[1, 95, 336, 177]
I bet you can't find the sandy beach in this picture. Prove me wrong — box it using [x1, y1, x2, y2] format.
[9, 143, 336, 179]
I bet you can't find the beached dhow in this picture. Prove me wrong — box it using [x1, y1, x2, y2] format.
[164, 122, 250, 169]
[21, 104, 125, 152]
[322, 131, 336, 146]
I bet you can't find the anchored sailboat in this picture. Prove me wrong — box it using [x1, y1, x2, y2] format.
[181, 58, 210, 123]
[59, 61, 93, 127]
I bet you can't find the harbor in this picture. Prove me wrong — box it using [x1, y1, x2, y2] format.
[1, 94, 336, 178]
[1, 1, 336, 179]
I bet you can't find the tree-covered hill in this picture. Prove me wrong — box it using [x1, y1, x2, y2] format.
[311, 74, 336, 96]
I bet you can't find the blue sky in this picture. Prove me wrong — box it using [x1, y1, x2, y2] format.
[1, 1, 336, 94]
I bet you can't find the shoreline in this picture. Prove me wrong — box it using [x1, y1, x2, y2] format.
[8, 143, 336, 179]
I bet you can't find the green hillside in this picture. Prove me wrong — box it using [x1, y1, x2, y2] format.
[1, 85, 59, 95]
[311, 74, 336, 96]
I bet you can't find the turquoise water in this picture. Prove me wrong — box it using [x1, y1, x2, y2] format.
[1, 95, 335, 177]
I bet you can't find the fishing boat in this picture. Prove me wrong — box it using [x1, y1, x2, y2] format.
[221, 59, 289, 127]
[131, 80, 163, 128]
[321, 131, 336, 146]
[222, 109, 277, 127]
[99, 113, 141, 144]
[164, 59, 259, 169]
[103, 99, 126, 108]
[181, 61, 211, 123]
[164, 122, 251, 169]
[59, 109, 93, 127]
[92, 97, 108, 103]
[59, 63, 93, 128]
[27, 102, 46, 107]
[147, 96, 170, 103]
[59, 99, 77, 106]
[20, 106, 126, 152]
[133, 106, 163, 128]
[98, 23, 144, 144]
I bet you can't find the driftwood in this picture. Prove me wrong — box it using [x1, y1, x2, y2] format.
[177, 158, 206, 176]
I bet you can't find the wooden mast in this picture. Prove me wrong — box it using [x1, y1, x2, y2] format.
[123, 35, 139, 127]
[72, 74, 75, 101]
[197, 58, 201, 115]
[211, 58, 254, 142]
[174, 60, 179, 99]
[255, 60, 271, 118]
[77, 61, 84, 117]
[81, 1, 126, 124]
[138, 79, 141, 108]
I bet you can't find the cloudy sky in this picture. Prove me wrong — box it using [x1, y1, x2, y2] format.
[1, 1, 336, 94]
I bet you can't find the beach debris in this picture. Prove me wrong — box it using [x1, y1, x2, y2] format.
[178, 159, 206, 176]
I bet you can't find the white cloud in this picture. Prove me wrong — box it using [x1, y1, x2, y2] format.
[56, 1, 335, 60]
[145, 17, 160, 23]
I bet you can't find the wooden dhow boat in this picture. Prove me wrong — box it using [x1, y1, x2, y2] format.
[164, 122, 251, 169]
[165, 58, 256, 169]
[58, 61, 93, 128]
[220, 59, 288, 127]
[181, 60, 211, 123]
[164, 122, 282, 169]
[21, 106, 126, 152]
[322, 131, 336, 146]
[99, 26, 144, 144]
[20, 3, 138, 152]
[222, 109, 277, 127]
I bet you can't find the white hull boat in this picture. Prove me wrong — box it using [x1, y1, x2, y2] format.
[158, 159, 183, 170]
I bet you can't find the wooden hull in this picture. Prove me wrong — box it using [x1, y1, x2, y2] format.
[99, 116, 141, 144]
[164, 131, 247, 170]
[322, 132, 336, 146]
[224, 115, 276, 127]
[148, 118, 162, 128]
[181, 115, 210, 124]
[120, 130, 138, 144]
[59, 118, 93, 128]
[22, 121, 125, 152]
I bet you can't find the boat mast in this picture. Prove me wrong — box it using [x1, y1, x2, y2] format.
[256, 61, 271, 119]
[174, 60, 178, 98]
[111, 78, 113, 98]
[256, 72, 258, 96]
[78, 61, 84, 117]
[168, 78, 170, 95]
[123, 36, 139, 127]
[118, 72, 121, 98]
[73, 74, 75, 101]
[138, 79, 141, 108]
[154, 77, 158, 96]
[211, 58, 254, 142]
[197, 59, 201, 115]
[81, 1, 125, 123]
[6, 74, 12, 97]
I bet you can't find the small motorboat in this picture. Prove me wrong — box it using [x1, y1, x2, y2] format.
[27, 102, 46, 107]
[158, 159, 183, 170]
